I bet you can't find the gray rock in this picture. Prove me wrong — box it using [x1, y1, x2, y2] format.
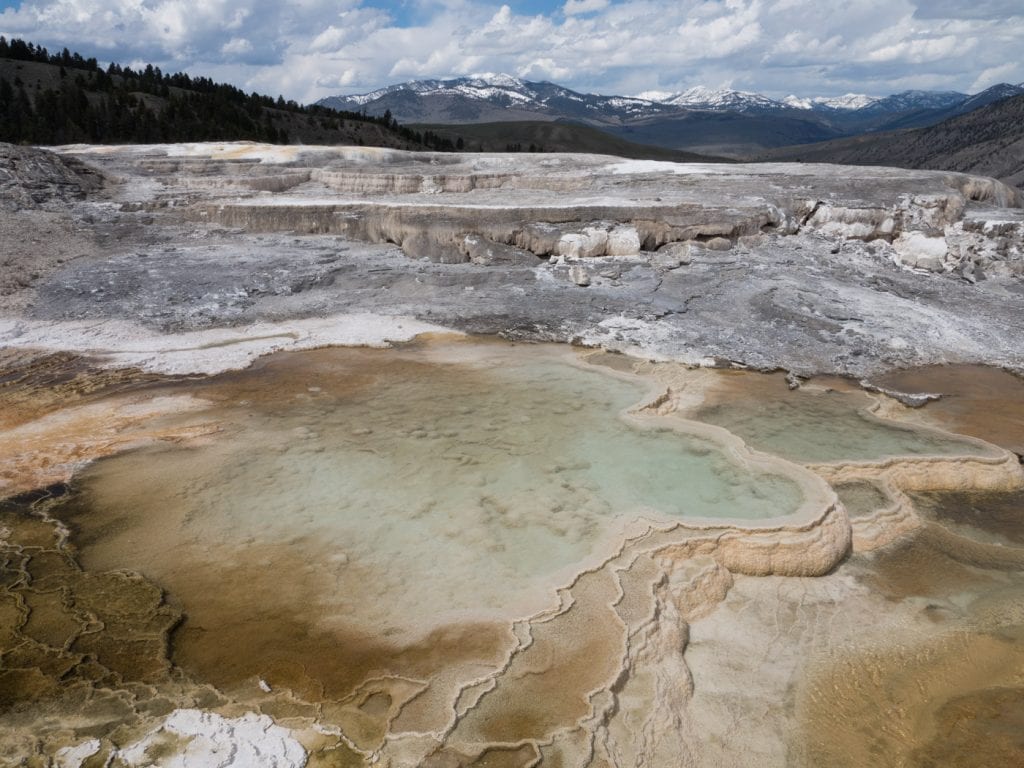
[651, 242, 694, 269]
[462, 234, 537, 266]
[401, 233, 468, 264]
[569, 264, 591, 286]
[860, 381, 942, 408]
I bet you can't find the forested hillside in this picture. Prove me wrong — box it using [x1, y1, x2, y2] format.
[0, 37, 452, 150]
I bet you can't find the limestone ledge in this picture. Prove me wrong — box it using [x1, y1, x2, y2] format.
[813, 451, 1024, 553]
[57, 143, 1023, 273]
[196, 199, 780, 263]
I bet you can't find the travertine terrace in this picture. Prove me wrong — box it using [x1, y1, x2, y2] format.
[4, 141, 1024, 376]
[1, 142, 1023, 766]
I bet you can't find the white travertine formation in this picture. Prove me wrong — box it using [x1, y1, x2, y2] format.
[0, 314, 456, 375]
[116, 710, 306, 768]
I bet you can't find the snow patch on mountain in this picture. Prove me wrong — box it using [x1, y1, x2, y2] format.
[467, 73, 526, 89]
[784, 93, 878, 110]
[635, 90, 676, 103]
[657, 86, 785, 111]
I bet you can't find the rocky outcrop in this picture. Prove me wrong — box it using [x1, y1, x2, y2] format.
[51, 144, 1015, 269]
[0, 143, 104, 211]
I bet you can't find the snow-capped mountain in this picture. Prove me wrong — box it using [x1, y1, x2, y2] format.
[316, 76, 1024, 156]
[636, 86, 883, 114]
[320, 75, 1024, 126]
[318, 74, 673, 125]
[654, 86, 786, 113]
[341, 74, 539, 107]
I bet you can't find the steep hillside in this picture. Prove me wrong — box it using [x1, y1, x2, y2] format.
[860, 83, 1024, 133]
[760, 94, 1024, 189]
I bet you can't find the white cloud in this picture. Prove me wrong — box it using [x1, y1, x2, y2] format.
[970, 62, 1021, 92]
[913, 0, 1024, 20]
[865, 34, 967, 64]
[0, 0, 1021, 103]
[563, 0, 609, 16]
[221, 37, 252, 57]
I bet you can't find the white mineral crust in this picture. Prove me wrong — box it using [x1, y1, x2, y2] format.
[116, 710, 307, 768]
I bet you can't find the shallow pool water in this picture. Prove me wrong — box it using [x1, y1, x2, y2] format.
[63, 344, 804, 663]
[694, 382, 994, 464]
[911, 489, 1024, 547]
[834, 480, 891, 518]
[3, 341, 1021, 766]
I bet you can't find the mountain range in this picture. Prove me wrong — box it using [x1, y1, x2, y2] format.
[318, 76, 1024, 157]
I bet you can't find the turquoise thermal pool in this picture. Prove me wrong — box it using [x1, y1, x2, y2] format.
[65, 343, 807, 643]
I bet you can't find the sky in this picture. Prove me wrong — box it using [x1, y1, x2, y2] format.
[1, 0, 1023, 104]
